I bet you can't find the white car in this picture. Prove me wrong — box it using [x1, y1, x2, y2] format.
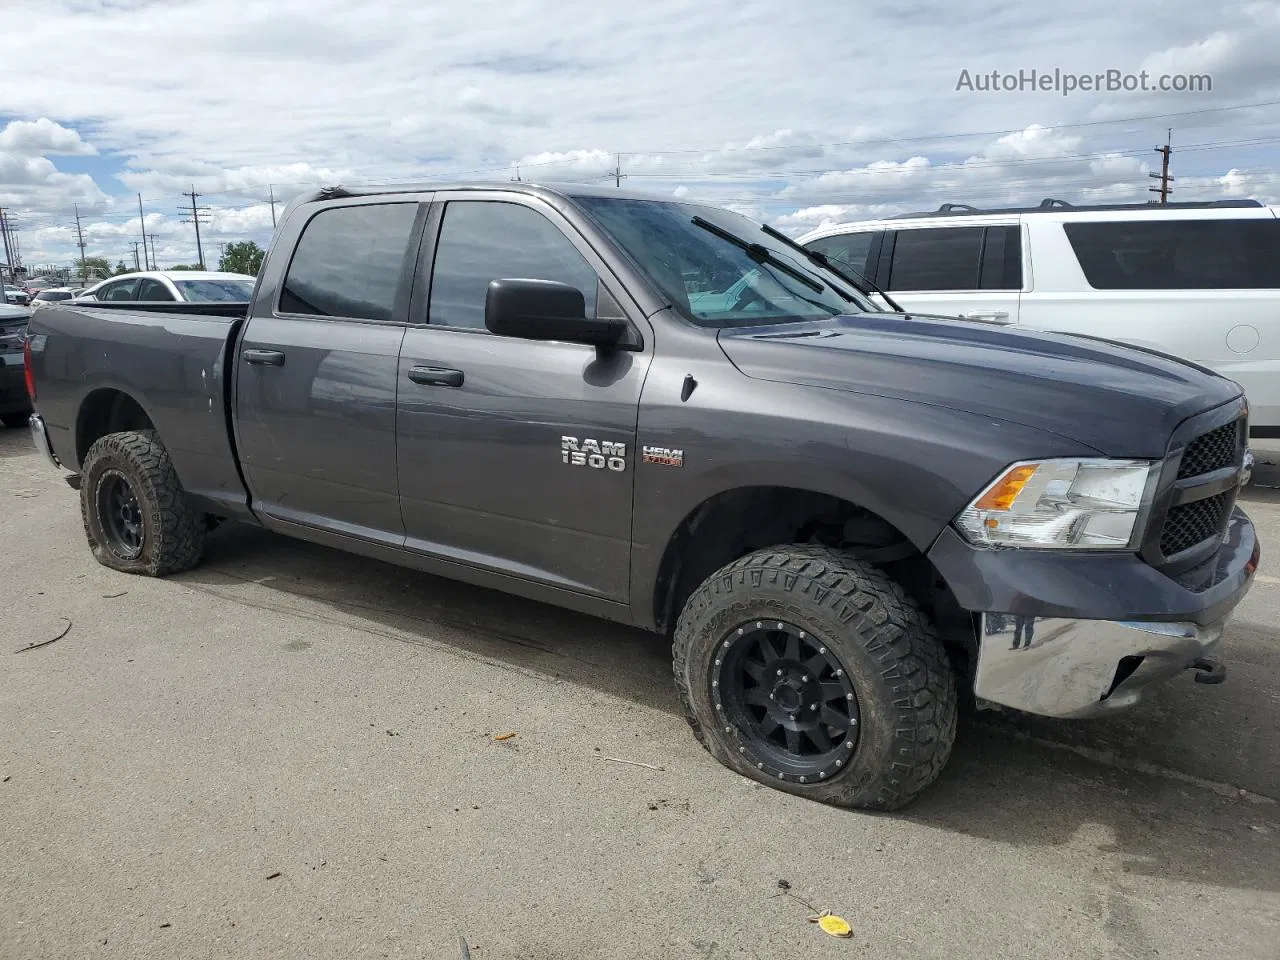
[30, 288, 77, 308]
[79, 270, 256, 304]
[798, 199, 1280, 437]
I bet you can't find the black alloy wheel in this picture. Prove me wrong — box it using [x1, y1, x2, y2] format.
[713, 619, 860, 783]
[96, 468, 145, 560]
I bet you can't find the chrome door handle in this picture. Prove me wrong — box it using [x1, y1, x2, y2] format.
[407, 365, 464, 387]
[243, 349, 286, 366]
[959, 311, 1012, 324]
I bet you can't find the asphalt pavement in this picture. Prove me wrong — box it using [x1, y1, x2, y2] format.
[2, 425, 1278, 960]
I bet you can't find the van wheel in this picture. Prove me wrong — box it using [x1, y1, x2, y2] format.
[673, 545, 958, 811]
[80, 430, 207, 576]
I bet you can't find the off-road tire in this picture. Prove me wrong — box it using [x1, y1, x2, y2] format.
[80, 430, 207, 576]
[673, 544, 958, 811]
[1, 412, 30, 428]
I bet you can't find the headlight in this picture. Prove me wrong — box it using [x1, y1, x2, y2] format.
[955, 458, 1159, 549]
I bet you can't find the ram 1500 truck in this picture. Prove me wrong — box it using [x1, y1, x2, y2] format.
[25, 182, 1260, 810]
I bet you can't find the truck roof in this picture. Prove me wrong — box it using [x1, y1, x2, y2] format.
[290, 180, 682, 206]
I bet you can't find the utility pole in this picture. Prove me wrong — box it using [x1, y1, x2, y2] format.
[130, 241, 142, 271]
[1149, 128, 1174, 205]
[179, 185, 211, 269]
[0, 208, 14, 284]
[268, 184, 278, 228]
[73, 203, 88, 284]
[137, 193, 152, 270]
[613, 153, 626, 188]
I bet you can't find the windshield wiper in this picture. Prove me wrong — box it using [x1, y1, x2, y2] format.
[689, 216, 826, 295]
[760, 223, 905, 313]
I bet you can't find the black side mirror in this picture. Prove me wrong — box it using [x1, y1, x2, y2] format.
[485, 279, 627, 347]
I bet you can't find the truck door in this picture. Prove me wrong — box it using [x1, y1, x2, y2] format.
[395, 194, 651, 602]
[875, 223, 1023, 324]
[234, 198, 426, 544]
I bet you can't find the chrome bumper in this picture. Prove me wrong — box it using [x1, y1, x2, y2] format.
[974, 614, 1227, 718]
[29, 413, 62, 470]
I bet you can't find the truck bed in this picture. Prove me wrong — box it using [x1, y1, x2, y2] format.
[27, 302, 251, 517]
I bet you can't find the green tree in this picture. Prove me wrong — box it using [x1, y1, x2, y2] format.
[218, 240, 265, 276]
[114, 260, 130, 275]
[166, 264, 202, 271]
[80, 255, 111, 281]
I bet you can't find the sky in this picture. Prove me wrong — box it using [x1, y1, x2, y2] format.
[1, 0, 1278, 272]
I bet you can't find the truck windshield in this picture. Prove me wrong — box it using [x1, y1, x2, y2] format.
[573, 196, 876, 327]
[174, 278, 255, 302]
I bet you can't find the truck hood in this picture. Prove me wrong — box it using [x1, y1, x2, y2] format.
[717, 312, 1242, 457]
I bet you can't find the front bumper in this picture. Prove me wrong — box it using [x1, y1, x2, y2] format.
[974, 615, 1227, 718]
[928, 507, 1260, 718]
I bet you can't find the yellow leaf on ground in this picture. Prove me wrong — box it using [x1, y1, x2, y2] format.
[816, 914, 853, 938]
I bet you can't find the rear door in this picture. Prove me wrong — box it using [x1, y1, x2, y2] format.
[233, 197, 427, 544]
[875, 222, 1023, 324]
[395, 192, 651, 601]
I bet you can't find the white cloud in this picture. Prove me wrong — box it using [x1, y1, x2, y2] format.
[0, 118, 97, 157]
[1, 0, 1279, 264]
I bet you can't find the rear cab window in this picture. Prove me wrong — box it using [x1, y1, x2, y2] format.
[1063, 219, 1280, 289]
[279, 202, 421, 321]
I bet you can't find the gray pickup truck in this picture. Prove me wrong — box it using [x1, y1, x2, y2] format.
[25, 182, 1260, 810]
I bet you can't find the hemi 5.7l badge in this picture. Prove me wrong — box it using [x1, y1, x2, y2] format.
[562, 436, 626, 472]
[642, 446, 684, 467]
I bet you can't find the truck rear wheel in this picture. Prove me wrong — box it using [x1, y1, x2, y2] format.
[80, 430, 207, 577]
[673, 545, 958, 811]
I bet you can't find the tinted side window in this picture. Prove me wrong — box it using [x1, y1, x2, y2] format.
[1064, 219, 1280, 290]
[805, 232, 877, 278]
[979, 226, 1023, 290]
[886, 226, 985, 291]
[428, 201, 598, 329]
[137, 279, 175, 301]
[100, 279, 139, 301]
[280, 202, 419, 322]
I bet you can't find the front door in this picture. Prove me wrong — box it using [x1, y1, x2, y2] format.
[396, 194, 650, 601]
[234, 198, 425, 544]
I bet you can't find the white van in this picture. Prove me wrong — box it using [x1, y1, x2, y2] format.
[797, 199, 1280, 436]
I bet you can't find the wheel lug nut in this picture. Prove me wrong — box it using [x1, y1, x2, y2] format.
[818, 646, 825, 654]
[801, 675, 809, 682]
[846, 693, 853, 701]
[776, 669, 783, 676]
[810, 704, 818, 711]
[835, 669, 843, 677]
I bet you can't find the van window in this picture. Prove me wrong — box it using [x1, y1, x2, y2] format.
[1064, 219, 1280, 290]
[886, 227, 985, 291]
[805, 232, 877, 279]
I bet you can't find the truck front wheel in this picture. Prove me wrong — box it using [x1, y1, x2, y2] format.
[80, 430, 207, 577]
[673, 545, 958, 811]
